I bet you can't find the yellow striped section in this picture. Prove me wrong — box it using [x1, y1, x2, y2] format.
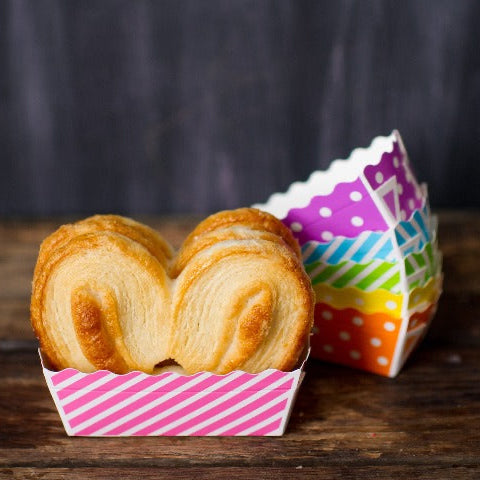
[408, 274, 443, 310]
[313, 283, 404, 316]
[313, 274, 443, 316]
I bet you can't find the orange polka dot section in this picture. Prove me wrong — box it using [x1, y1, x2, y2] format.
[311, 300, 440, 376]
[407, 304, 436, 332]
[311, 303, 401, 376]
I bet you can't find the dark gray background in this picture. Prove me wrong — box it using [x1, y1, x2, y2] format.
[1, 0, 479, 216]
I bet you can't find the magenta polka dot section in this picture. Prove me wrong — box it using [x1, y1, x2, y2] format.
[274, 132, 427, 247]
[290, 222, 303, 232]
[282, 178, 388, 245]
[363, 137, 424, 222]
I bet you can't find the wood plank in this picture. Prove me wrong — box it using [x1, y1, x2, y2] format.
[0, 347, 479, 470]
[1, 466, 479, 480]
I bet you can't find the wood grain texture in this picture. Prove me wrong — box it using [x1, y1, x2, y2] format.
[1, 468, 479, 480]
[0, 212, 479, 479]
[1, 1, 480, 217]
[0, 347, 479, 479]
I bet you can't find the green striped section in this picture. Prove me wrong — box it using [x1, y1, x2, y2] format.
[376, 271, 401, 291]
[305, 241, 441, 294]
[354, 262, 396, 290]
[310, 262, 346, 285]
[330, 263, 370, 288]
[405, 258, 415, 276]
[309, 258, 400, 293]
[404, 241, 440, 290]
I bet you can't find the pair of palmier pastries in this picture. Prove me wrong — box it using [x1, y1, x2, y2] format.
[31, 208, 314, 375]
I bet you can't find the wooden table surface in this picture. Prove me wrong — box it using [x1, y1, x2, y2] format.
[1, 212, 479, 479]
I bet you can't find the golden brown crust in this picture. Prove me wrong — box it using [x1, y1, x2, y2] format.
[180, 208, 301, 260]
[34, 215, 173, 285]
[31, 211, 313, 375]
[170, 226, 289, 278]
[71, 286, 130, 374]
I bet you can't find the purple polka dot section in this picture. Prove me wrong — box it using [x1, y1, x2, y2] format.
[283, 178, 389, 245]
[363, 138, 424, 222]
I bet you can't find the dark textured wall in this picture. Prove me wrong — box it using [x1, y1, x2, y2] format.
[1, 0, 479, 216]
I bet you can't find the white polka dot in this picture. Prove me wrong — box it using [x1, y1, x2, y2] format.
[350, 350, 361, 360]
[312, 325, 319, 334]
[416, 188, 422, 199]
[321, 310, 333, 320]
[375, 172, 384, 184]
[393, 156, 400, 168]
[321, 231, 333, 241]
[323, 344, 333, 353]
[355, 297, 365, 306]
[385, 300, 397, 310]
[405, 171, 412, 183]
[408, 199, 415, 210]
[370, 337, 382, 347]
[350, 191, 363, 202]
[324, 294, 333, 302]
[398, 183, 404, 195]
[351, 216, 364, 227]
[384, 321, 396, 332]
[401, 210, 407, 221]
[413, 294, 421, 303]
[319, 207, 332, 217]
[377, 356, 389, 366]
[339, 331, 351, 341]
[352, 316, 363, 326]
[290, 222, 303, 232]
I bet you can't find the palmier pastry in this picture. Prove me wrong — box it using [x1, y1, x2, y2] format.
[31, 227, 172, 374]
[31, 209, 314, 375]
[171, 238, 313, 374]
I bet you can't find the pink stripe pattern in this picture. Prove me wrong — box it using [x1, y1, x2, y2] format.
[41, 352, 305, 437]
[50, 368, 79, 386]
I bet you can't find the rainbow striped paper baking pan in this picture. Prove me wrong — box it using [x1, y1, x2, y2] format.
[255, 130, 443, 377]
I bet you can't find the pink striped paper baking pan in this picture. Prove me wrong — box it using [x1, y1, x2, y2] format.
[40, 351, 306, 436]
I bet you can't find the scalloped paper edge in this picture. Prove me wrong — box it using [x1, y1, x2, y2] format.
[40, 348, 309, 382]
[254, 130, 415, 219]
